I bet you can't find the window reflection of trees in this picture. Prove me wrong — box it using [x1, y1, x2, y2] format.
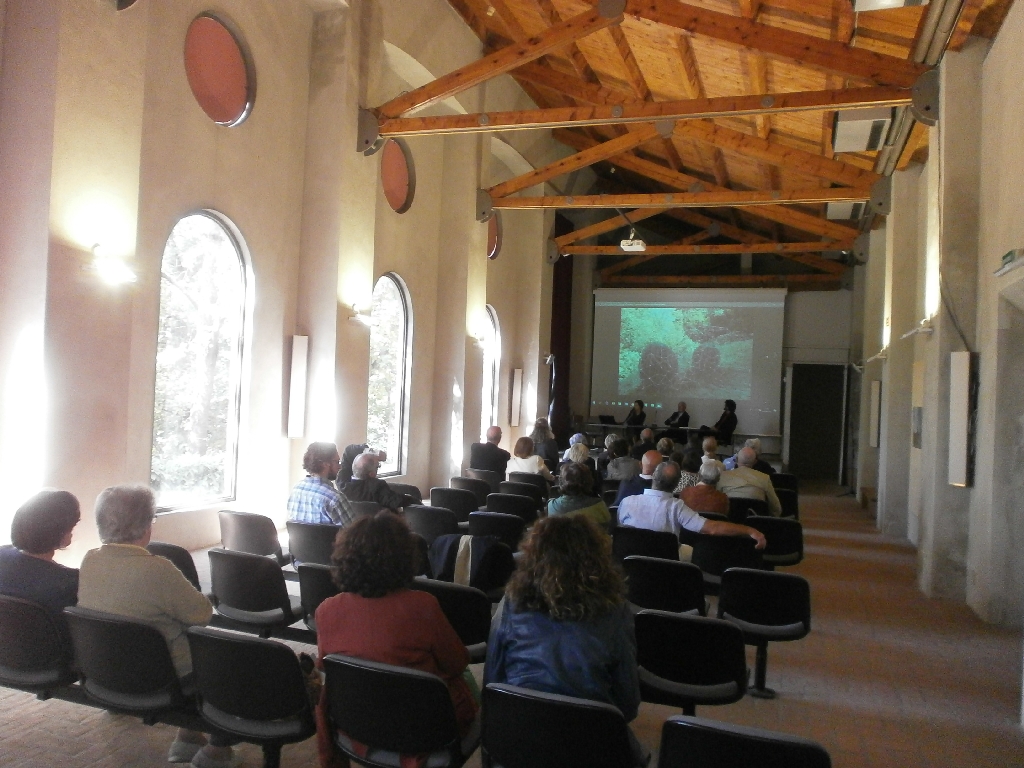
[151, 213, 245, 508]
[367, 275, 410, 476]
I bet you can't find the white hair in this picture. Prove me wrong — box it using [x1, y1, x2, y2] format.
[744, 438, 761, 455]
[698, 462, 720, 486]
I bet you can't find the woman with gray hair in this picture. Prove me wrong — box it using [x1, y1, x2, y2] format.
[78, 485, 233, 768]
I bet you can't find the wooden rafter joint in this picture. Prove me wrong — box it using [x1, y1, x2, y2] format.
[563, 241, 853, 258]
[490, 187, 873, 210]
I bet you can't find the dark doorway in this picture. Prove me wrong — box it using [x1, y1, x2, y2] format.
[788, 364, 846, 480]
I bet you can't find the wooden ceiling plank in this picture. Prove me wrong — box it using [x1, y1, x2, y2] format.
[737, 0, 762, 19]
[376, 6, 623, 118]
[553, 206, 673, 246]
[569, 240, 852, 256]
[896, 120, 929, 170]
[947, 0, 988, 51]
[492, 186, 871, 209]
[528, 0, 602, 83]
[489, 124, 661, 197]
[626, 0, 928, 87]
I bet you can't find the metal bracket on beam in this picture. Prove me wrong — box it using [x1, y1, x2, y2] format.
[476, 190, 494, 222]
[911, 69, 939, 126]
[853, 233, 871, 264]
[868, 177, 892, 217]
[598, 0, 626, 18]
[357, 109, 384, 155]
[655, 119, 676, 139]
[546, 241, 562, 265]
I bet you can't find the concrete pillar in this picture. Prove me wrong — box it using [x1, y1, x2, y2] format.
[855, 226, 887, 504]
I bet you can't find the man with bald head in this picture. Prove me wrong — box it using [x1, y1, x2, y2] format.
[613, 449, 663, 506]
[338, 452, 412, 512]
[469, 425, 511, 476]
[630, 427, 657, 461]
[718, 447, 782, 516]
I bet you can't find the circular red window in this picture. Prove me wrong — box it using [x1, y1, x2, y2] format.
[487, 212, 502, 260]
[184, 15, 254, 126]
[381, 139, 415, 213]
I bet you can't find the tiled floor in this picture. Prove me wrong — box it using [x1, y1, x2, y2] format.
[2, 486, 1022, 767]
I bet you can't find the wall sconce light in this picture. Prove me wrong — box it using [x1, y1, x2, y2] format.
[349, 307, 373, 327]
[90, 244, 137, 286]
[899, 320, 934, 340]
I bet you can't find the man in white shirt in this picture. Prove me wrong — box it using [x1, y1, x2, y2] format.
[718, 447, 782, 516]
[618, 462, 766, 548]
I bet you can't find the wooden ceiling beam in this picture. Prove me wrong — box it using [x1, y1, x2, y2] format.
[602, 273, 844, 289]
[512, 61, 639, 105]
[947, 0, 987, 51]
[553, 207, 673, 246]
[664, 210, 771, 244]
[600, 231, 714, 277]
[566, 240, 851, 257]
[491, 186, 871, 209]
[375, 5, 624, 118]
[488, 124, 661, 197]
[527, 0, 601, 83]
[625, 0, 929, 87]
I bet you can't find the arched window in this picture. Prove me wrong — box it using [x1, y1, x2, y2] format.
[151, 212, 247, 508]
[367, 274, 412, 476]
[480, 305, 501, 440]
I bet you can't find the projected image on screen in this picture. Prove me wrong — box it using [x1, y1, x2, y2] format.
[618, 307, 754, 400]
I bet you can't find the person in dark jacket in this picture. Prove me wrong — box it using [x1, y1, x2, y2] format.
[698, 399, 738, 445]
[339, 453, 413, 511]
[470, 425, 511, 476]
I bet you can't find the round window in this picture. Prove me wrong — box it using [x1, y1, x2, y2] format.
[381, 139, 416, 213]
[184, 14, 255, 127]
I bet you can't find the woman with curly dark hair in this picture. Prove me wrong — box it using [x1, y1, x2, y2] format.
[314, 512, 477, 768]
[484, 515, 647, 765]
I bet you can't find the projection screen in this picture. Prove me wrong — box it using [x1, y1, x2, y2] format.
[591, 288, 786, 437]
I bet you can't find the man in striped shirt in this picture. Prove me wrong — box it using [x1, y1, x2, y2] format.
[287, 442, 356, 526]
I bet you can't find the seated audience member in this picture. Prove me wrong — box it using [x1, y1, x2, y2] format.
[595, 433, 619, 478]
[507, 436, 555, 483]
[698, 399, 738, 445]
[560, 441, 597, 475]
[674, 450, 703, 494]
[656, 437, 674, 458]
[547, 463, 610, 529]
[618, 462, 766, 547]
[288, 442, 356, 526]
[316, 513, 477, 768]
[718, 447, 782, 516]
[485, 515, 648, 767]
[614, 450, 662, 506]
[561, 432, 587, 461]
[664, 401, 690, 429]
[337, 443, 387, 486]
[78, 485, 232, 768]
[629, 428, 656, 461]
[0, 489, 81, 616]
[742, 438, 776, 475]
[701, 436, 726, 473]
[340, 453, 412, 511]
[681, 463, 730, 516]
[529, 418, 560, 469]
[605, 439, 641, 482]
[470, 425, 511, 476]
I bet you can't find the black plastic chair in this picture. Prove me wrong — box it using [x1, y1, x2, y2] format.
[146, 541, 202, 592]
[297, 563, 339, 632]
[727, 496, 768, 522]
[623, 556, 706, 615]
[219, 510, 286, 565]
[208, 548, 302, 637]
[187, 626, 316, 768]
[350, 500, 381, 518]
[776, 487, 800, 519]
[406, 504, 460, 544]
[410, 577, 491, 663]
[690, 535, 763, 596]
[507, 471, 549, 498]
[63, 606, 191, 720]
[431, 487, 480, 523]
[466, 467, 503, 495]
[285, 520, 339, 566]
[386, 481, 423, 504]
[602, 488, 618, 506]
[323, 654, 480, 768]
[451, 476, 490, 507]
[658, 715, 831, 768]
[770, 473, 799, 494]
[486, 493, 538, 525]
[718, 568, 811, 699]
[634, 610, 747, 716]
[0, 595, 76, 695]
[745, 516, 804, 569]
[601, 478, 621, 494]
[468, 511, 526, 552]
[499, 481, 544, 510]
[611, 526, 679, 563]
[481, 683, 637, 768]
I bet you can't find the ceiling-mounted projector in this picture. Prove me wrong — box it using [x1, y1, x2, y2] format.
[620, 239, 647, 252]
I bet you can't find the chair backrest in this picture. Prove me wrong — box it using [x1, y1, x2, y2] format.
[450, 476, 490, 507]
[486, 493, 538, 524]
[297, 563, 340, 630]
[349, 500, 381, 519]
[659, 715, 831, 768]
[465, 467, 502, 494]
[727, 496, 768, 522]
[634, 611, 747, 701]
[286, 520, 339, 566]
[507, 472, 548, 495]
[146, 541, 202, 592]
[623, 556, 705, 614]
[64, 605, 185, 711]
[208, 548, 291, 614]
[323, 654, 461, 755]
[429, 487, 479, 523]
[386, 481, 423, 503]
[775, 488, 799, 519]
[690, 535, 762, 578]
[218, 510, 283, 561]
[187, 626, 314, 728]
[405, 505, 459, 544]
[410, 577, 491, 647]
[499, 481, 544, 507]
[744, 517, 803, 567]
[718, 568, 811, 638]
[468, 511, 526, 552]
[611, 525, 679, 563]
[602, 488, 618, 506]
[0, 595, 75, 691]
[770, 473, 799, 493]
[482, 683, 636, 768]
[601, 478, 621, 493]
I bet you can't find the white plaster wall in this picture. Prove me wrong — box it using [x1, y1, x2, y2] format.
[782, 291, 852, 365]
[855, 226, 887, 500]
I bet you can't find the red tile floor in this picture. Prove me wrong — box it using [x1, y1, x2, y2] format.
[1, 485, 1022, 767]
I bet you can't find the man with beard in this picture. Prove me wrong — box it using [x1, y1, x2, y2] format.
[287, 441, 356, 526]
